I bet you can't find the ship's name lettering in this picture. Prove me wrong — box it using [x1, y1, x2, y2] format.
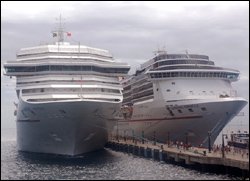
[170, 104, 199, 110]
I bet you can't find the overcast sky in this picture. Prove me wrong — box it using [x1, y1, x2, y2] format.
[1, 1, 249, 132]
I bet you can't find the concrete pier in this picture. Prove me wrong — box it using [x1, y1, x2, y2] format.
[105, 138, 249, 178]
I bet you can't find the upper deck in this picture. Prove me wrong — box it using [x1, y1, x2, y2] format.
[141, 53, 212, 70]
[3, 42, 130, 76]
[134, 52, 240, 82]
[16, 42, 114, 62]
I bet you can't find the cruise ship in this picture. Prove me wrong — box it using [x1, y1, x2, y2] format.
[3, 26, 130, 155]
[118, 50, 247, 147]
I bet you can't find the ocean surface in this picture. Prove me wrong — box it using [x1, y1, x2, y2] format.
[1, 140, 239, 180]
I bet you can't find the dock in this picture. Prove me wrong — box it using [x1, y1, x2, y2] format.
[105, 137, 249, 178]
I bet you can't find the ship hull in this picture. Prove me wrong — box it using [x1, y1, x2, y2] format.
[117, 98, 247, 147]
[16, 97, 120, 156]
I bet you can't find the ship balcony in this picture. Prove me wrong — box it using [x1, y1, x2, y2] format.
[147, 70, 239, 82]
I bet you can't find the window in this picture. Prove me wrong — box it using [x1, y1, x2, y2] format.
[82, 66, 92, 71]
[178, 109, 182, 113]
[63, 66, 81, 71]
[7, 66, 36, 72]
[166, 89, 171, 92]
[36, 65, 49, 71]
[51, 65, 62, 71]
[201, 107, 207, 111]
[188, 108, 194, 112]
[172, 82, 175, 85]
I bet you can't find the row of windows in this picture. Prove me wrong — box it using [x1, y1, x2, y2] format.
[132, 95, 154, 103]
[17, 79, 120, 85]
[17, 51, 112, 59]
[153, 54, 209, 61]
[123, 85, 132, 91]
[27, 97, 120, 102]
[22, 88, 120, 94]
[123, 97, 132, 103]
[132, 89, 153, 100]
[155, 65, 222, 71]
[132, 78, 148, 87]
[6, 65, 129, 74]
[132, 82, 153, 94]
[150, 71, 238, 79]
[177, 107, 207, 113]
[168, 107, 207, 116]
[123, 91, 132, 97]
[123, 94, 154, 104]
[156, 59, 214, 66]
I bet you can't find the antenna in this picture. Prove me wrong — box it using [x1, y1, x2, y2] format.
[58, 14, 64, 42]
[59, 14, 63, 42]
[52, 14, 66, 43]
[185, 49, 189, 58]
[153, 45, 167, 56]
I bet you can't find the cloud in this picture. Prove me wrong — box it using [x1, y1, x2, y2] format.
[2, 2, 248, 59]
[2, 1, 248, 84]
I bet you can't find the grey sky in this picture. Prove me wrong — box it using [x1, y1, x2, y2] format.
[2, 2, 249, 74]
[1, 1, 249, 132]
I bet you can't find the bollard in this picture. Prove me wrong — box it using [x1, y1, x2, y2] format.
[153, 131, 156, 145]
[147, 148, 152, 158]
[144, 147, 148, 157]
[154, 149, 160, 160]
[159, 150, 163, 161]
[139, 147, 144, 156]
[142, 131, 144, 144]
[151, 149, 154, 158]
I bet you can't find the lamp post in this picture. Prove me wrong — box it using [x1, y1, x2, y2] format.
[116, 122, 118, 141]
[185, 132, 188, 149]
[167, 132, 170, 147]
[124, 130, 126, 141]
[132, 129, 135, 143]
[222, 134, 227, 158]
[208, 131, 211, 153]
[153, 131, 156, 145]
[142, 131, 144, 144]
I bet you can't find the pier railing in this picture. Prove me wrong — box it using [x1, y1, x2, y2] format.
[107, 135, 249, 172]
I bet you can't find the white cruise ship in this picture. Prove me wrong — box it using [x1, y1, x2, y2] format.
[118, 50, 247, 147]
[3, 26, 130, 155]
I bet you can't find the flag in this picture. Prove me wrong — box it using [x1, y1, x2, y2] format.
[52, 32, 57, 37]
[66, 32, 71, 36]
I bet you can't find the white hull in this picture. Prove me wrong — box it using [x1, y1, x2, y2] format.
[117, 98, 247, 147]
[16, 97, 120, 156]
